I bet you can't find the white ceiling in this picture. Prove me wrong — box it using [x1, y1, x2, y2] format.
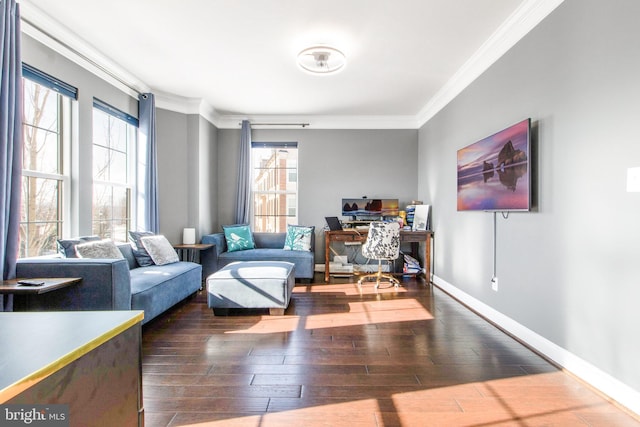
[20, 0, 562, 128]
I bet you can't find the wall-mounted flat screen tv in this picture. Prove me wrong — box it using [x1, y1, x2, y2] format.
[341, 198, 399, 218]
[457, 118, 531, 211]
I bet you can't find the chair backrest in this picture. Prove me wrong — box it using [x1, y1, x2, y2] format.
[361, 221, 401, 260]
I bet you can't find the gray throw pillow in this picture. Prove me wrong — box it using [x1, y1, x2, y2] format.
[140, 235, 179, 265]
[57, 235, 101, 258]
[75, 239, 124, 259]
[129, 230, 155, 266]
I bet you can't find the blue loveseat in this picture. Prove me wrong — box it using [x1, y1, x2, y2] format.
[15, 243, 202, 325]
[201, 232, 315, 281]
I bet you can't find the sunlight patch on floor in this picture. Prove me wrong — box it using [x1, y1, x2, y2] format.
[225, 298, 433, 335]
[160, 372, 615, 426]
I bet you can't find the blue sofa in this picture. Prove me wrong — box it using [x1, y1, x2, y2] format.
[15, 243, 202, 325]
[201, 232, 315, 281]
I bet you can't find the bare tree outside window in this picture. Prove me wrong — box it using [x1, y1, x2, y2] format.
[92, 107, 132, 242]
[19, 79, 64, 257]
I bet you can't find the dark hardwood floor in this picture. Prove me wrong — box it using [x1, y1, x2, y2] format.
[141, 276, 639, 426]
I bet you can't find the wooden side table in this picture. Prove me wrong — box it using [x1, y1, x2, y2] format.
[173, 243, 214, 263]
[0, 277, 82, 295]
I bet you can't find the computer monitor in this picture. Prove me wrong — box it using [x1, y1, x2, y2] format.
[341, 198, 399, 219]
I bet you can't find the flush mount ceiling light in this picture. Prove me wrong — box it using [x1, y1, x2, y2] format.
[297, 46, 346, 75]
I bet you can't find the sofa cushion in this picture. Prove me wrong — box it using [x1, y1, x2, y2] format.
[57, 235, 101, 258]
[223, 224, 255, 252]
[283, 225, 314, 251]
[141, 235, 179, 265]
[76, 239, 124, 259]
[130, 261, 202, 324]
[129, 231, 156, 266]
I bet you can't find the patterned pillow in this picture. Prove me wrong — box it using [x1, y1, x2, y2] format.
[140, 235, 179, 265]
[223, 225, 255, 252]
[283, 225, 314, 251]
[75, 239, 124, 259]
[56, 236, 101, 258]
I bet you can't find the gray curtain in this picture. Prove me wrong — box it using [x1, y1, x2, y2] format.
[138, 93, 159, 233]
[234, 120, 251, 224]
[0, 0, 22, 311]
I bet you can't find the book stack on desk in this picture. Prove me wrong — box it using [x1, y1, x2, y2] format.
[405, 205, 416, 229]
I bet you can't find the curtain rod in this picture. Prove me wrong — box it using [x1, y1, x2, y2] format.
[241, 122, 310, 128]
[21, 16, 144, 96]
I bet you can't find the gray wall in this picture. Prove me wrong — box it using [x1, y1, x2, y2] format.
[156, 110, 218, 243]
[418, 0, 640, 392]
[217, 128, 419, 261]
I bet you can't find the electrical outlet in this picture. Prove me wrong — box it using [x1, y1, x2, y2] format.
[491, 277, 499, 292]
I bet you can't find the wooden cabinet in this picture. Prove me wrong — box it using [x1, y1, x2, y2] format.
[0, 311, 144, 426]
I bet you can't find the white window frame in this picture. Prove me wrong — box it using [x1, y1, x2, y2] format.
[251, 142, 298, 233]
[91, 100, 138, 242]
[20, 69, 74, 257]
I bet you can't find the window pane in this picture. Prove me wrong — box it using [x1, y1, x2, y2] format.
[93, 108, 110, 148]
[252, 146, 297, 232]
[110, 151, 128, 184]
[110, 119, 128, 152]
[93, 145, 111, 181]
[23, 80, 58, 130]
[23, 125, 60, 173]
[20, 176, 61, 257]
[92, 184, 130, 242]
[93, 184, 112, 221]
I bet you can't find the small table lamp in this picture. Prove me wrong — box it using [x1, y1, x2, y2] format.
[182, 228, 196, 245]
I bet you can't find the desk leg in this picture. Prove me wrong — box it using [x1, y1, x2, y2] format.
[425, 234, 432, 283]
[324, 233, 330, 283]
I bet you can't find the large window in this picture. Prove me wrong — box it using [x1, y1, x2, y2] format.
[92, 99, 137, 242]
[252, 142, 298, 232]
[20, 66, 74, 257]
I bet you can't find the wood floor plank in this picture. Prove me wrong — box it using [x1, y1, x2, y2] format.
[141, 277, 640, 426]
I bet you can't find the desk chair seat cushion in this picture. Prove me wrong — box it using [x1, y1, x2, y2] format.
[361, 221, 401, 260]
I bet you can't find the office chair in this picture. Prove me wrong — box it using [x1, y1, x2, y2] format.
[357, 221, 401, 289]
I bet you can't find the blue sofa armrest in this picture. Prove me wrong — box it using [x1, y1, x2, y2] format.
[201, 233, 226, 279]
[15, 258, 132, 311]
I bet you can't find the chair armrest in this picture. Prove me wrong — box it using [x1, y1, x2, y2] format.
[15, 258, 132, 311]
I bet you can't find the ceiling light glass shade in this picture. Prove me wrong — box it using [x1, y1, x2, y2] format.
[297, 46, 346, 75]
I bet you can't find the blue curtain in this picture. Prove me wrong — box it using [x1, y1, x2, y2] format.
[138, 93, 159, 233]
[235, 120, 251, 224]
[0, 0, 22, 311]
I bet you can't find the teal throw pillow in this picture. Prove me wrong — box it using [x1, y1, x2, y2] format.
[223, 225, 255, 252]
[283, 225, 314, 251]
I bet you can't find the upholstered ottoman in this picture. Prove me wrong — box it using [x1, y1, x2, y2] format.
[206, 261, 295, 315]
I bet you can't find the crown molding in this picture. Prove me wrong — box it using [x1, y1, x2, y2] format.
[20, 0, 150, 98]
[213, 114, 420, 130]
[416, 0, 565, 127]
[20, 0, 563, 130]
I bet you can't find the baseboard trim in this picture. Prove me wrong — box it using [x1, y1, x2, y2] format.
[432, 274, 640, 417]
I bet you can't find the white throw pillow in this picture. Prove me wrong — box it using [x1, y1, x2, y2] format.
[75, 239, 124, 259]
[140, 235, 179, 265]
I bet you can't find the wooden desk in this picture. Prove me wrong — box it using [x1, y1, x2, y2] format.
[324, 229, 433, 283]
